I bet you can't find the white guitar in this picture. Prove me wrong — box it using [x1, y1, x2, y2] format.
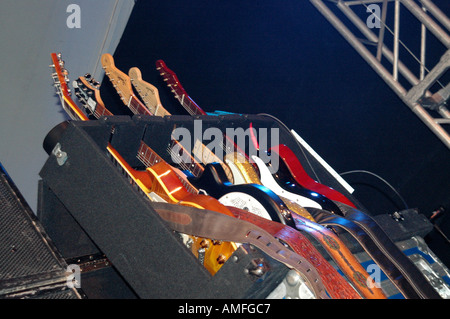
[251, 155, 322, 209]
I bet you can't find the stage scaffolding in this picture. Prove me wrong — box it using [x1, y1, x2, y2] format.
[310, 0, 450, 149]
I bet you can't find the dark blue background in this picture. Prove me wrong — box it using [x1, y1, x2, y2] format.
[101, 1, 450, 265]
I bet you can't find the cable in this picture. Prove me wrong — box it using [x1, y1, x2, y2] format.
[339, 169, 409, 210]
[257, 113, 322, 182]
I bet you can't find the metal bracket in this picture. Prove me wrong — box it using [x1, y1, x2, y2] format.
[51, 143, 68, 166]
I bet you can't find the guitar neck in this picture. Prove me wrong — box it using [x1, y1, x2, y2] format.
[128, 67, 171, 117]
[127, 94, 153, 116]
[177, 92, 206, 116]
[136, 140, 164, 167]
[138, 140, 199, 194]
[167, 139, 205, 178]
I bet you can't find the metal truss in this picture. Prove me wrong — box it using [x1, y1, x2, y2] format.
[310, 0, 450, 149]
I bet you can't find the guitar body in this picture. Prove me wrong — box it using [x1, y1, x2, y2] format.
[189, 162, 296, 227]
[271, 145, 356, 208]
[145, 161, 237, 275]
[251, 155, 343, 216]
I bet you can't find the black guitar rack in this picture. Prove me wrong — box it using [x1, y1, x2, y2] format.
[37, 114, 435, 298]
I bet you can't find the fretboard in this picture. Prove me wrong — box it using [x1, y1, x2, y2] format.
[128, 95, 153, 116]
[167, 139, 205, 178]
[176, 92, 206, 116]
[136, 140, 199, 194]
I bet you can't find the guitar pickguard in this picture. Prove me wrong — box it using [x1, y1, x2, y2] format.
[218, 192, 273, 221]
[252, 155, 322, 209]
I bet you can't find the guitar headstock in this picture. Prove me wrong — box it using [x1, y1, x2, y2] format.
[129, 67, 169, 116]
[50, 53, 71, 98]
[101, 53, 134, 105]
[73, 74, 100, 116]
[49, 52, 88, 121]
[155, 59, 186, 98]
[156, 59, 207, 116]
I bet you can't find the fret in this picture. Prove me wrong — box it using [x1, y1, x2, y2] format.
[183, 98, 204, 116]
[136, 141, 199, 194]
[167, 139, 205, 178]
[130, 96, 152, 116]
[137, 141, 163, 168]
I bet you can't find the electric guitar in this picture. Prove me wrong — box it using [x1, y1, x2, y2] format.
[270, 144, 356, 208]
[156, 59, 350, 213]
[51, 53, 238, 275]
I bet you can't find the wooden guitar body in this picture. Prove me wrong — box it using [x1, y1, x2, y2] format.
[145, 161, 237, 274]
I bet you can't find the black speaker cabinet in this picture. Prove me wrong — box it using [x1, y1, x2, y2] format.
[0, 163, 81, 299]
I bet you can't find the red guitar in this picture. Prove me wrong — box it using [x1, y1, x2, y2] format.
[156, 59, 357, 208]
[155, 60, 207, 116]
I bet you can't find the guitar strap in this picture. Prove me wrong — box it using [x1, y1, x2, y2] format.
[150, 202, 330, 299]
[288, 212, 387, 299]
[227, 207, 372, 299]
[334, 202, 442, 299]
[309, 205, 441, 299]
